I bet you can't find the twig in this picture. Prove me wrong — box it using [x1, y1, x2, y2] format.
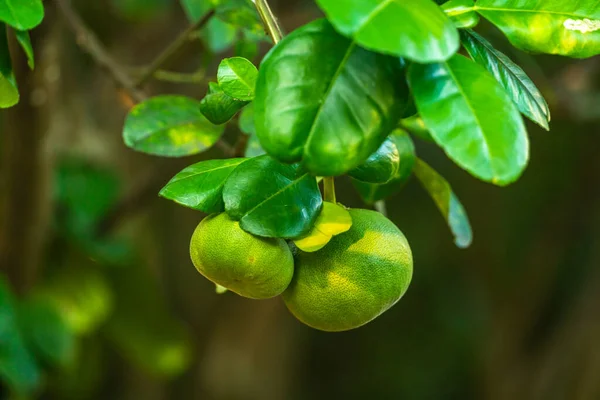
[323, 177, 336, 204]
[132, 9, 215, 87]
[254, 0, 283, 44]
[55, 0, 146, 103]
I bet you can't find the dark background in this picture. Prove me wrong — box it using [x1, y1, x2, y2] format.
[1, 0, 599, 399]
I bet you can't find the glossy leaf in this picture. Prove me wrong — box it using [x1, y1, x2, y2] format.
[408, 54, 528, 185]
[0, 0, 44, 30]
[0, 276, 41, 395]
[15, 29, 34, 69]
[18, 297, 75, 367]
[400, 115, 434, 142]
[413, 158, 472, 248]
[352, 129, 416, 204]
[123, 95, 224, 157]
[348, 138, 400, 184]
[461, 29, 550, 130]
[223, 155, 322, 238]
[0, 24, 19, 108]
[217, 56, 258, 101]
[255, 19, 410, 176]
[294, 202, 352, 252]
[442, 0, 480, 28]
[475, 0, 600, 58]
[315, 0, 459, 62]
[159, 158, 247, 212]
[200, 82, 249, 125]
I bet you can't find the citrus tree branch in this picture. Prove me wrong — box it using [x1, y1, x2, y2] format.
[254, 0, 283, 44]
[132, 9, 216, 87]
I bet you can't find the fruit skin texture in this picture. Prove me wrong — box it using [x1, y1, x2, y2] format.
[190, 213, 294, 299]
[283, 209, 413, 332]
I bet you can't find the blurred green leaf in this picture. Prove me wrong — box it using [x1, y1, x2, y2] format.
[0, 24, 19, 108]
[475, 0, 600, 59]
[239, 105, 266, 158]
[235, 34, 259, 61]
[123, 95, 225, 157]
[400, 115, 434, 142]
[18, 297, 75, 368]
[348, 138, 400, 184]
[0, 275, 41, 396]
[223, 155, 322, 238]
[181, 0, 238, 52]
[105, 262, 192, 378]
[200, 82, 249, 124]
[217, 57, 258, 101]
[38, 267, 114, 336]
[413, 158, 473, 248]
[408, 54, 528, 186]
[14, 29, 33, 69]
[442, 0, 480, 28]
[461, 29, 550, 130]
[315, 0, 459, 62]
[160, 158, 247, 212]
[0, 0, 44, 30]
[294, 202, 352, 252]
[352, 129, 416, 204]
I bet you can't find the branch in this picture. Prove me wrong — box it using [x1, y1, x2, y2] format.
[55, 0, 146, 103]
[254, 0, 283, 44]
[132, 10, 215, 87]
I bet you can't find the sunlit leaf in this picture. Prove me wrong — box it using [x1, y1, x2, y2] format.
[461, 29, 550, 130]
[408, 54, 529, 185]
[475, 0, 600, 58]
[223, 155, 322, 238]
[123, 95, 224, 157]
[315, 0, 459, 62]
[0, 0, 44, 30]
[413, 158, 472, 248]
[442, 0, 480, 29]
[217, 57, 258, 101]
[0, 24, 19, 108]
[255, 19, 410, 176]
[400, 115, 434, 142]
[160, 158, 247, 212]
[348, 138, 400, 184]
[294, 202, 352, 252]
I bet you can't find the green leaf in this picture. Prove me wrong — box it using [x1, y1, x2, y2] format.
[14, 29, 33, 69]
[223, 155, 322, 238]
[215, 0, 263, 37]
[181, 0, 239, 53]
[408, 54, 528, 185]
[159, 158, 247, 212]
[413, 158, 472, 248]
[255, 19, 410, 176]
[0, 0, 44, 30]
[315, 0, 459, 62]
[400, 115, 434, 142]
[474, 0, 600, 58]
[0, 24, 19, 108]
[123, 95, 224, 157]
[352, 129, 416, 204]
[217, 57, 258, 101]
[0, 275, 41, 395]
[238, 104, 266, 157]
[294, 202, 352, 252]
[442, 0, 480, 29]
[38, 267, 114, 336]
[461, 29, 550, 130]
[200, 82, 249, 125]
[18, 297, 75, 368]
[348, 137, 400, 184]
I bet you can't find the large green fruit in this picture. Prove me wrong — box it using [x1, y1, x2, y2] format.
[190, 213, 294, 299]
[283, 209, 413, 331]
[254, 19, 410, 177]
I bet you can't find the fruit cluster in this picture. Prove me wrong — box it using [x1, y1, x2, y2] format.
[190, 209, 413, 332]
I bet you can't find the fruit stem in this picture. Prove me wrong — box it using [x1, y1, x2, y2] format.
[374, 200, 388, 217]
[323, 177, 336, 204]
[253, 0, 283, 44]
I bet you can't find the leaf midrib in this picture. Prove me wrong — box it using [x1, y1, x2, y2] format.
[242, 172, 311, 218]
[170, 160, 246, 185]
[474, 6, 596, 20]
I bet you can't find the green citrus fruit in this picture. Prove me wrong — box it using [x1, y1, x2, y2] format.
[190, 213, 294, 299]
[283, 209, 413, 331]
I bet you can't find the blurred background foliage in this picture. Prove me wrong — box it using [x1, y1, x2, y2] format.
[1, 0, 600, 399]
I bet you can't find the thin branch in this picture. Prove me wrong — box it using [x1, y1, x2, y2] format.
[323, 177, 336, 204]
[55, 0, 146, 103]
[254, 0, 283, 44]
[132, 9, 215, 87]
